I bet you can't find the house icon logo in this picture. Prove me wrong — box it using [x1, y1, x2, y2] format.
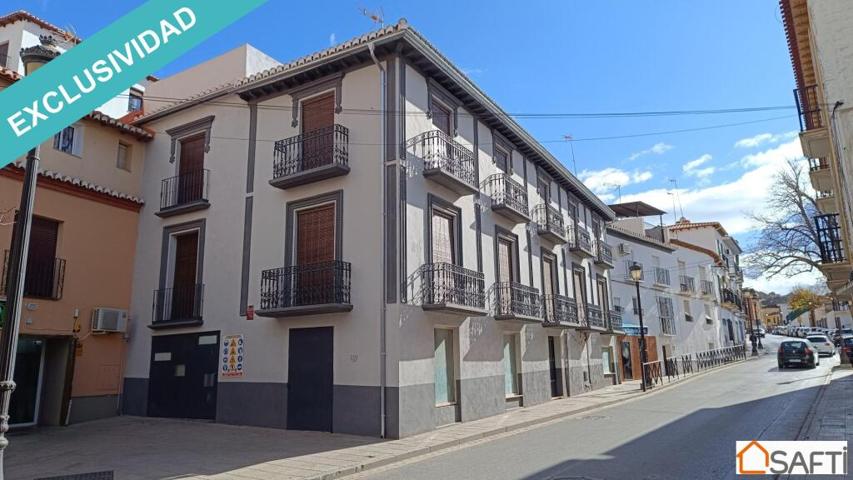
[737, 440, 769, 474]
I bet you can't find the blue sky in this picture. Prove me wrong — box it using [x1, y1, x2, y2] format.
[11, 1, 813, 292]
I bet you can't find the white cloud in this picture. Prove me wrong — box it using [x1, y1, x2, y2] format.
[734, 131, 798, 149]
[628, 142, 673, 161]
[682, 154, 716, 180]
[620, 138, 805, 237]
[578, 167, 654, 195]
[744, 270, 823, 295]
[329, 33, 336, 46]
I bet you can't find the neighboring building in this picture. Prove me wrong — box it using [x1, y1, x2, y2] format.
[742, 288, 762, 332]
[606, 202, 728, 381]
[121, 19, 623, 439]
[666, 218, 747, 346]
[825, 300, 853, 329]
[0, 64, 152, 427]
[781, 0, 853, 300]
[0, 10, 150, 118]
[761, 305, 782, 329]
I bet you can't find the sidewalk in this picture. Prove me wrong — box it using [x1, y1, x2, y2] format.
[12, 361, 743, 480]
[798, 364, 853, 443]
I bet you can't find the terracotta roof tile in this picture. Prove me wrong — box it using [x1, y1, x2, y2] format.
[7, 161, 144, 205]
[0, 10, 81, 44]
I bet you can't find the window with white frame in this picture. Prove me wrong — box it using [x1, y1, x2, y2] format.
[683, 299, 692, 322]
[53, 125, 82, 156]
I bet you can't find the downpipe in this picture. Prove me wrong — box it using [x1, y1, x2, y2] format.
[368, 42, 388, 439]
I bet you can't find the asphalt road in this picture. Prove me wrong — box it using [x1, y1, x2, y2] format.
[357, 335, 836, 480]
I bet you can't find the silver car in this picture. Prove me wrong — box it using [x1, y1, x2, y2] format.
[806, 335, 836, 356]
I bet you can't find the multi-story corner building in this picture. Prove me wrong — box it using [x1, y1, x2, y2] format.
[781, 0, 853, 299]
[0, 10, 150, 118]
[0, 51, 152, 427]
[606, 202, 728, 381]
[121, 19, 623, 438]
[666, 218, 747, 346]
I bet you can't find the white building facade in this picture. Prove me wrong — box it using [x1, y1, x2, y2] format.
[121, 20, 624, 438]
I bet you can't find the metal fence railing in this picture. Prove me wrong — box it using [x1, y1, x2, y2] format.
[640, 344, 747, 391]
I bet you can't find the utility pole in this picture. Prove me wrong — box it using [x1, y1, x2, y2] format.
[0, 38, 56, 480]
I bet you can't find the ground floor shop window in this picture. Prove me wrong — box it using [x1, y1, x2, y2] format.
[503, 334, 519, 396]
[434, 329, 456, 404]
[602, 346, 615, 375]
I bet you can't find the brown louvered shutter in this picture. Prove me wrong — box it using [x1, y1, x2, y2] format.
[24, 217, 59, 297]
[301, 93, 335, 170]
[171, 231, 199, 319]
[430, 101, 452, 136]
[178, 134, 205, 204]
[296, 204, 336, 304]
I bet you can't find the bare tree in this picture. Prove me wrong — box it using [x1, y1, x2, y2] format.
[744, 159, 823, 278]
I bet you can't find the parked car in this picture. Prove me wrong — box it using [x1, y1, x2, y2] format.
[833, 328, 853, 346]
[757, 327, 766, 338]
[806, 335, 836, 357]
[840, 335, 853, 361]
[778, 340, 820, 369]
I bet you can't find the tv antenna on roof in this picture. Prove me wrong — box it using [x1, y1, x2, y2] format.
[563, 134, 577, 175]
[359, 7, 385, 28]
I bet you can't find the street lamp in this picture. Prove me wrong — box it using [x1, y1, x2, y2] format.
[629, 263, 649, 392]
[0, 36, 58, 479]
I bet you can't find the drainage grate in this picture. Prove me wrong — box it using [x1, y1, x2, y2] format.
[37, 472, 114, 480]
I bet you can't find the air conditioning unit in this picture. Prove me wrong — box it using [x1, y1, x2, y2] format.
[618, 243, 632, 255]
[91, 308, 128, 333]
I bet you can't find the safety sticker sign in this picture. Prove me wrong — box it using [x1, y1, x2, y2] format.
[221, 334, 244, 377]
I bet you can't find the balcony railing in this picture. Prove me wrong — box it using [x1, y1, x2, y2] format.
[531, 204, 566, 243]
[421, 263, 486, 314]
[271, 124, 350, 189]
[700, 280, 715, 297]
[653, 267, 670, 286]
[584, 304, 606, 330]
[809, 157, 829, 172]
[1, 250, 66, 300]
[542, 294, 580, 328]
[258, 260, 352, 317]
[408, 130, 477, 194]
[595, 242, 614, 267]
[569, 226, 594, 256]
[493, 282, 541, 321]
[152, 283, 204, 326]
[158, 169, 210, 216]
[794, 85, 823, 132]
[482, 173, 529, 222]
[608, 308, 624, 332]
[721, 288, 737, 306]
[815, 214, 846, 264]
[660, 315, 677, 336]
[679, 275, 695, 294]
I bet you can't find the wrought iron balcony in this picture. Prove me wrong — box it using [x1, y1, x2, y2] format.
[607, 308, 624, 333]
[270, 124, 350, 189]
[700, 279, 715, 298]
[151, 283, 204, 328]
[583, 304, 606, 330]
[421, 263, 486, 315]
[482, 173, 529, 223]
[157, 169, 210, 217]
[542, 294, 580, 328]
[721, 288, 737, 307]
[408, 130, 477, 195]
[492, 282, 541, 322]
[815, 214, 846, 264]
[532, 204, 566, 244]
[679, 275, 695, 294]
[595, 242, 614, 268]
[569, 226, 595, 257]
[257, 260, 352, 317]
[1, 250, 66, 300]
[794, 85, 823, 132]
[652, 267, 671, 287]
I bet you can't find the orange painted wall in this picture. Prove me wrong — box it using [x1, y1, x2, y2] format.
[0, 173, 140, 398]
